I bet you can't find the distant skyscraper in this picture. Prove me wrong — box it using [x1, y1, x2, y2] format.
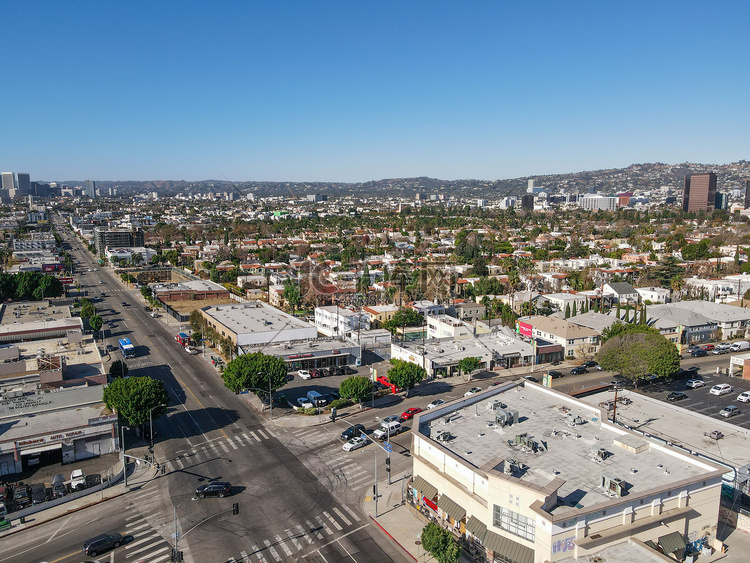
[1, 172, 15, 198]
[682, 173, 717, 212]
[84, 179, 96, 198]
[745, 180, 750, 210]
[17, 173, 31, 195]
[715, 192, 728, 211]
[521, 194, 534, 209]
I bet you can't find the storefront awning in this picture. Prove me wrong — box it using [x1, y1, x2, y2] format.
[483, 530, 534, 563]
[412, 475, 437, 500]
[21, 442, 63, 456]
[465, 515, 487, 540]
[437, 494, 466, 522]
[658, 531, 686, 555]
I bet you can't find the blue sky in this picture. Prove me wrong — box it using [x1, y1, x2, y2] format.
[1, 2, 748, 183]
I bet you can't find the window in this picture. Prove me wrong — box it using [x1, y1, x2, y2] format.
[493, 505, 535, 542]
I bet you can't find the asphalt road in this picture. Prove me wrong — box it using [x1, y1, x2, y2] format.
[37, 220, 408, 563]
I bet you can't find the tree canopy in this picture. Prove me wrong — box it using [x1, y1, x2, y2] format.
[387, 359, 426, 395]
[339, 376, 373, 404]
[597, 326, 680, 383]
[221, 351, 288, 394]
[457, 357, 482, 379]
[89, 314, 103, 333]
[421, 521, 460, 563]
[109, 359, 129, 379]
[103, 376, 169, 427]
[382, 308, 424, 333]
[0, 272, 64, 301]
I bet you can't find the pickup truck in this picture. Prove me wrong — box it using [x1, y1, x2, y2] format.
[70, 469, 86, 490]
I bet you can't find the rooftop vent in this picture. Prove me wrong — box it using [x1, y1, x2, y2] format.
[601, 474, 626, 497]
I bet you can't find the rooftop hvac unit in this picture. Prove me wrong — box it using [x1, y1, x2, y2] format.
[601, 474, 625, 497]
[495, 409, 518, 427]
[591, 447, 609, 461]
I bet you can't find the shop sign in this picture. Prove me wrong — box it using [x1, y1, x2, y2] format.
[423, 497, 438, 511]
[88, 414, 118, 426]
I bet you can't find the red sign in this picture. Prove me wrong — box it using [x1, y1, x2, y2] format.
[518, 321, 532, 338]
[423, 497, 437, 511]
[59, 277, 74, 284]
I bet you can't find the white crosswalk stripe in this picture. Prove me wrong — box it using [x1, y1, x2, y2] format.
[127, 538, 164, 556]
[263, 538, 282, 562]
[333, 507, 352, 526]
[125, 522, 151, 534]
[228, 437, 239, 449]
[165, 461, 174, 472]
[250, 545, 264, 562]
[295, 523, 314, 545]
[342, 504, 361, 522]
[285, 528, 303, 551]
[219, 441, 230, 453]
[315, 514, 333, 535]
[306, 518, 324, 540]
[247, 430, 260, 442]
[125, 512, 143, 521]
[126, 532, 162, 550]
[175, 457, 184, 469]
[137, 546, 171, 561]
[256, 428, 269, 440]
[275, 534, 293, 556]
[323, 511, 343, 531]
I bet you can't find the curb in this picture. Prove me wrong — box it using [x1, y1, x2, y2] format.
[369, 515, 418, 562]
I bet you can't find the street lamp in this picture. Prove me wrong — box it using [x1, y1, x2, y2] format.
[119, 419, 130, 487]
[149, 403, 167, 450]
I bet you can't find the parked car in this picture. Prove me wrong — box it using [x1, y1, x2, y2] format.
[701, 343, 715, 351]
[464, 387, 482, 396]
[720, 406, 741, 418]
[296, 397, 314, 409]
[342, 366, 356, 375]
[712, 347, 728, 355]
[548, 370, 564, 378]
[523, 375, 539, 383]
[51, 474, 67, 499]
[373, 420, 403, 440]
[686, 379, 705, 389]
[730, 341, 750, 352]
[297, 370, 312, 380]
[400, 407, 423, 420]
[342, 436, 367, 451]
[710, 384, 733, 396]
[340, 424, 366, 441]
[583, 361, 602, 370]
[82, 532, 123, 557]
[427, 399, 445, 409]
[30, 483, 47, 505]
[196, 481, 232, 498]
[570, 367, 588, 375]
[310, 368, 322, 378]
[70, 469, 86, 490]
[691, 349, 708, 357]
[686, 345, 701, 354]
[667, 392, 688, 402]
[737, 392, 750, 403]
[381, 415, 400, 424]
[13, 484, 30, 509]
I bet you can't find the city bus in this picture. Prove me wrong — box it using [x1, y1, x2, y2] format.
[118, 338, 136, 358]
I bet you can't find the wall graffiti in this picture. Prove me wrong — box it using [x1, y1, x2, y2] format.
[551, 537, 575, 554]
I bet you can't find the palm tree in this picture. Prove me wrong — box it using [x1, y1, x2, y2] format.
[670, 275, 684, 302]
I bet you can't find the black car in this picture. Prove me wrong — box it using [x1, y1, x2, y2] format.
[571, 367, 588, 375]
[13, 484, 30, 509]
[196, 481, 232, 499]
[691, 349, 708, 357]
[342, 366, 356, 375]
[51, 474, 67, 499]
[30, 483, 47, 505]
[82, 532, 123, 557]
[583, 361, 599, 368]
[548, 370, 564, 378]
[667, 391, 688, 402]
[340, 424, 366, 441]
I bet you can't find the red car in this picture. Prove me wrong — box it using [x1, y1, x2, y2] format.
[400, 407, 422, 421]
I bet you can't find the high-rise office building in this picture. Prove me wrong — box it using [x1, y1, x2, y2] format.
[93, 228, 145, 256]
[1, 172, 16, 198]
[682, 173, 717, 212]
[84, 179, 96, 198]
[17, 173, 31, 195]
[521, 194, 534, 209]
[745, 180, 750, 210]
[715, 192, 728, 211]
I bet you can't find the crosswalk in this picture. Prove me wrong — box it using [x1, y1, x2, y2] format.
[288, 428, 374, 491]
[163, 429, 274, 473]
[226, 504, 363, 563]
[122, 487, 174, 563]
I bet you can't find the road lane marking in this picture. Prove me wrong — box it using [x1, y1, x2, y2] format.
[45, 514, 73, 543]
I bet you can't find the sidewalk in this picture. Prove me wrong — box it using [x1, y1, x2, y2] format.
[0, 458, 158, 538]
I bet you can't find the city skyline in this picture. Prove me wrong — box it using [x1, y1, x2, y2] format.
[1, 2, 748, 182]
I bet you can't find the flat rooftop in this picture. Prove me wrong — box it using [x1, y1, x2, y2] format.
[0, 301, 71, 325]
[204, 301, 315, 335]
[419, 383, 718, 513]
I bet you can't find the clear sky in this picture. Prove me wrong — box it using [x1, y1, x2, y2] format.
[1, 1, 748, 183]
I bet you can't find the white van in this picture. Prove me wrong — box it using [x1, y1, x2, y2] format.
[730, 341, 750, 352]
[306, 390, 326, 407]
[373, 420, 402, 440]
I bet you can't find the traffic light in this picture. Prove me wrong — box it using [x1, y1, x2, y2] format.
[232, 502, 239, 515]
[385, 457, 391, 473]
[171, 549, 183, 562]
[161, 464, 165, 475]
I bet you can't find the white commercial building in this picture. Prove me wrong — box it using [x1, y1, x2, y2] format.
[314, 306, 370, 338]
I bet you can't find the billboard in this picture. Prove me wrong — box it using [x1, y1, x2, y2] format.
[517, 320, 532, 338]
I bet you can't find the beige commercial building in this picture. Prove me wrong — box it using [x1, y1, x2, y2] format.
[409, 382, 723, 562]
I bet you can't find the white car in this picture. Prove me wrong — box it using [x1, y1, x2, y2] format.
[737, 392, 750, 403]
[298, 370, 312, 380]
[710, 384, 733, 396]
[686, 379, 705, 389]
[70, 469, 86, 490]
[296, 397, 313, 409]
[464, 387, 482, 397]
[342, 436, 367, 451]
[427, 399, 445, 409]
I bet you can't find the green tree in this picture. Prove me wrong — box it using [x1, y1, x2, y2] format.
[80, 300, 95, 319]
[457, 357, 482, 381]
[597, 326, 680, 386]
[109, 359, 130, 379]
[89, 314, 103, 333]
[339, 376, 373, 405]
[421, 521, 460, 563]
[189, 309, 204, 337]
[382, 308, 424, 334]
[103, 376, 169, 427]
[564, 303, 570, 319]
[221, 351, 288, 395]
[283, 280, 301, 312]
[140, 285, 153, 300]
[387, 359, 426, 396]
